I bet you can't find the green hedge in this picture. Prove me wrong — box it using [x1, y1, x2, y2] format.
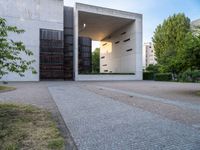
[155, 73, 172, 81]
[178, 69, 200, 82]
[143, 72, 154, 80]
[192, 70, 200, 82]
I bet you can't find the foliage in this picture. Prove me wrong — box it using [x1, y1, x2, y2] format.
[92, 48, 100, 73]
[180, 30, 200, 71]
[145, 64, 159, 73]
[152, 13, 191, 74]
[192, 25, 200, 36]
[0, 85, 16, 92]
[0, 104, 64, 150]
[154, 73, 172, 81]
[153, 13, 200, 81]
[0, 17, 36, 78]
[143, 72, 154, 80]
[178, 68, 200, 82]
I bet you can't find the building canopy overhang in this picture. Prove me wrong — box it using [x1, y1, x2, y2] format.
[78, 5, 136, 41]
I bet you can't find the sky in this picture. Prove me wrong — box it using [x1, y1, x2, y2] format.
[64, 0, 200, 48]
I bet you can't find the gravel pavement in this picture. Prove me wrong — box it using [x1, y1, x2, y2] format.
[1, 81, 200, 150]
[49, 83, 200, 150]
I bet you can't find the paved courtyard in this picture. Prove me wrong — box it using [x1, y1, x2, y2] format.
[0, 81, 200, 150]
[49, 81, 200, 150]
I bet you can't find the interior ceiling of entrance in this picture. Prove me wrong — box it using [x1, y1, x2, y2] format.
[78, 11, 134, 41]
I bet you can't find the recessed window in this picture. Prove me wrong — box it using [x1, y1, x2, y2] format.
[126, 49, 133, 52]
[115, 41, 120, 44]
[84, 61, 90, 66]
[121, 32, 126, 35]
[124, 38, 130, 42]
[104, 70, 108, 72]
[103, 43, 107, 46]
[101, 56, 105, 59]
[103, 64, 107, 66]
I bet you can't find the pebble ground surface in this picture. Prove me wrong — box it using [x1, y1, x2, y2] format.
[48, 81, 200, 150]
[1, 81, 200, 150]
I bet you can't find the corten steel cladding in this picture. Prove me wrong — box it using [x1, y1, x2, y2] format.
[64, 7, 74, 80]
[79, 37, 92, 74]
[40, 29, 64, 80]
[40, 7, 92, 80]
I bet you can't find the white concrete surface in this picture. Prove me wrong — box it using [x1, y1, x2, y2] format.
[0, 0, 63, 81]
[75, 74, 140, 81]
[100, 23, 136, 73]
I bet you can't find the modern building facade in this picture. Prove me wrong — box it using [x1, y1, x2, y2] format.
[0, 0, 143, 81]
[191, 19, 200, 27]
[144, 42, 157, 67]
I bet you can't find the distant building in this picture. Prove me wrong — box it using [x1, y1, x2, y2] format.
[191, 19, 200, 27]
[144, 42, 157, 67]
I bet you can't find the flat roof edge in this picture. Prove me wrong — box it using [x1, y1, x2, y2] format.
[191, 19, 200, 25]
[75, 3, 142, 19]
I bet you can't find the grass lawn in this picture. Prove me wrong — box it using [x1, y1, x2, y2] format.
[0, 104, 64, 150]
[197, 91, 200, 96]
[0, 85, 16, 92]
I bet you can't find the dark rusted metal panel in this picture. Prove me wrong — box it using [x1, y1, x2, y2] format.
[40, 29, 64, 80]
[40, 7, 92, 80]
[78, 37, 92, 74]
[64, 6, 74, 80]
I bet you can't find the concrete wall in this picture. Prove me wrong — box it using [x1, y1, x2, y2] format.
[0, 0, 63, 81]
[100, 22, 136, 73]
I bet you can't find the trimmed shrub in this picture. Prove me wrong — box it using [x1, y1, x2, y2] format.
[178, 69, 200, 82]
[143, 72, 154, 80]
[155, 73, 172, 81]
[191, 70, 200, 82]
[146, 64, 159, 73]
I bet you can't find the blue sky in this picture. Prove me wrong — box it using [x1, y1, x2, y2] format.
[64, 0, 200, 43]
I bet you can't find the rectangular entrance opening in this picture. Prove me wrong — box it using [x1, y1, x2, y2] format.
[77, 10, 137, 78]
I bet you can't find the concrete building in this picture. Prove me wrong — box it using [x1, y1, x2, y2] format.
[0, 0, 63, 81]
[144, 42, 156, 67]
[0, 0, 143, 81]
[191, 19, 200, 27]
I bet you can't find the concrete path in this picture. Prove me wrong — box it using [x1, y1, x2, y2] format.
[49, 84, 200, 150]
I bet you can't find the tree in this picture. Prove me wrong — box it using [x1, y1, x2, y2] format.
[181, 28, 200, 71]
[92, 48, 100, 73]
[146, 64, 159, 73]
[0, 18, 36, 78]
[152, 13, 191, 74]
